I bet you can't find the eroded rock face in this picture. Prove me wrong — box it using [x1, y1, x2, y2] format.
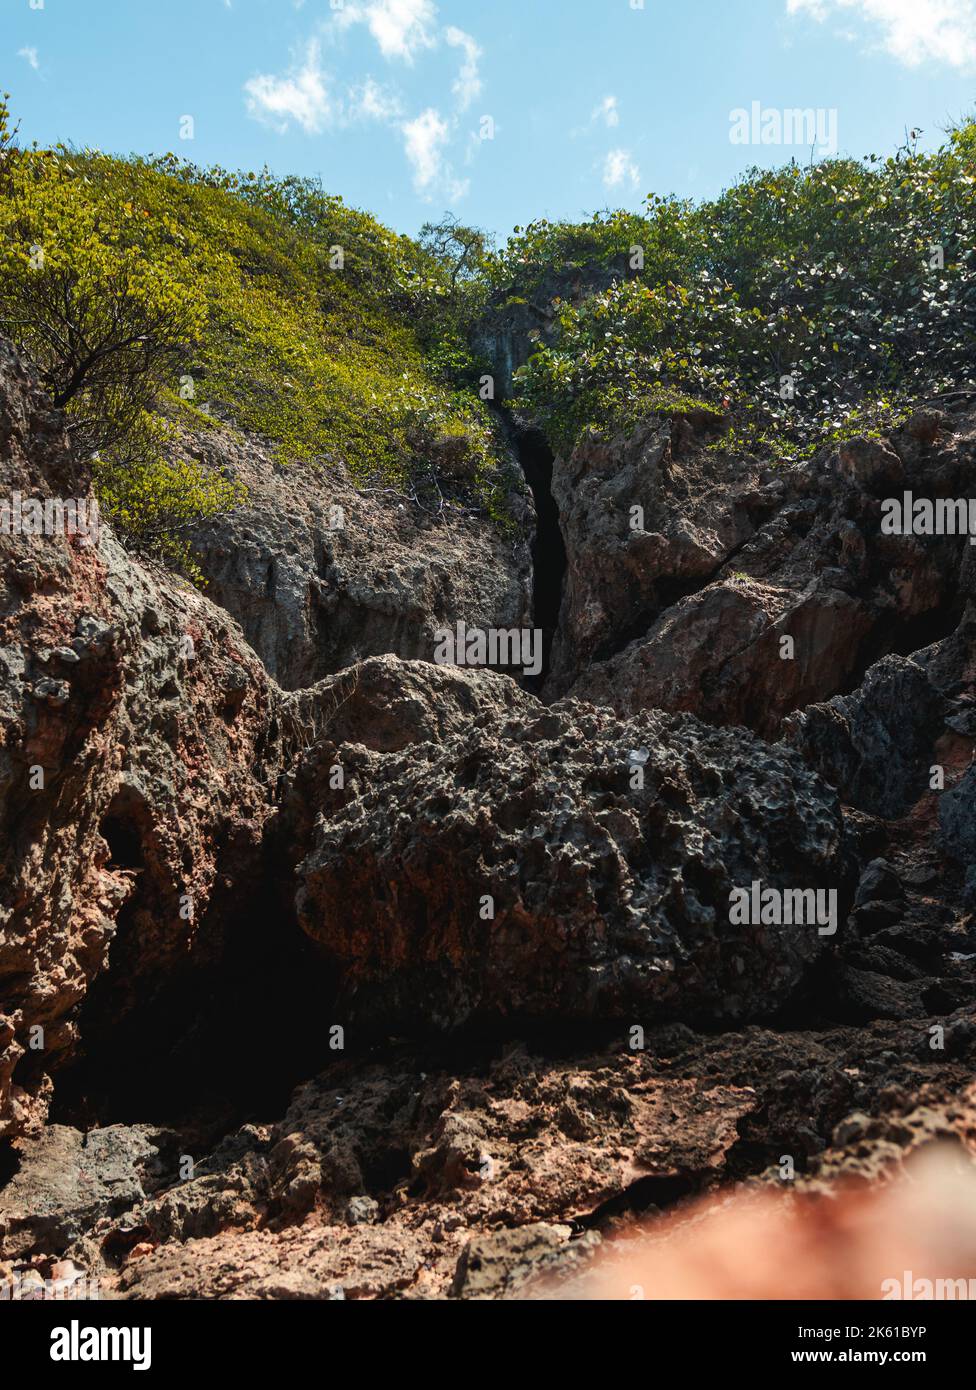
[0, 1124, 172, 1259]
[265, 1046, 757, 1231]
[2, 327, 975, 1303]
[184, 425, 534, 691]
[282, 652, 539, 757]
[289, 702, 848, 1028]
[0, 323, 543, 1142]
[784, 608, 976, 822]
[941, 766, 976, 864]
[0, 342, 287, 1140]
[559, 412, 974, 735]
[547, 412, 760, 696]
[570, 576, 875, 736]
[784, 654, 949, 820]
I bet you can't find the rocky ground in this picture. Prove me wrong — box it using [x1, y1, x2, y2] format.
[1, 333, 974, 1299]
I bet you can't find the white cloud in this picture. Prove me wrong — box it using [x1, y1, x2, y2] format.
[244, 5, 482, 202]
[245, 38, 335, 133]
[603, 148, 641, 191]
[337, 0, 437, 63]
[786, 0, 976, 68]
[592, 95, 620, 128]
[402, 106, 467, 198]
[348, 76, 402, 122]
[402, 106, 448, 190]
[445, 26, 482, 111]
[18, 46, 40, 71]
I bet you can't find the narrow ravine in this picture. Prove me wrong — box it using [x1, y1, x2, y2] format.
[516, 427, 566, 687]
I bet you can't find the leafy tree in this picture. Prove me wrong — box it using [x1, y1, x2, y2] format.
[509, 127, 976, 457]
[419, 214, 493, 292]
[0, 141, 208, 457]
[0, 94, 19, 192]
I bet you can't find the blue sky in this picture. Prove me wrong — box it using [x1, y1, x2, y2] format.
[5, 0, 976, 240]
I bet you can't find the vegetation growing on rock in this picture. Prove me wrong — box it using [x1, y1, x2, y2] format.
[0, 102, 510, 576]
[5, 95, 973, 582]
[497, 126, 976, 458]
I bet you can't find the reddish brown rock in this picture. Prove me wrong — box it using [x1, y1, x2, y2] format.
[557, 413, 975, 736]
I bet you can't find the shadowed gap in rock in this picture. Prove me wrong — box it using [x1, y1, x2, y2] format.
[49, 869, 341, 1132]
[517, 428, 566, 687]
[100, 791, 147, 873]
[577, 1172, 698, 1229]
[837, 594, 965, 702]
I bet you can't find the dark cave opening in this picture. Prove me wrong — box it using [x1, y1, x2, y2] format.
[517, 428, 566, 685]
[50, 858, 343, 1135]
[0, 1137, 19, 1187]
[100, 812, 144, 872]
[100, 786, 155, 874]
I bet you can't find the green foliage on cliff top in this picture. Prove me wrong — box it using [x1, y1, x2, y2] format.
[502, 127, 976, 457]
[0, 113, 509, 575]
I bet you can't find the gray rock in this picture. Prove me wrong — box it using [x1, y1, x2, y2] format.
[940, 764, 976, 864]
[291, 701, 849, 1028]
[785, 655, 946, 817]
[451, 1223, 595, 1300]
[183, 425, 533, 691]
[0, 1125, 169, 1258]
[854, 859, 904, 908]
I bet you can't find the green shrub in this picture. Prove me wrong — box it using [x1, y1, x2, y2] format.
[508, 128, 976, 456]
[92, 414, 245, 582]
[0, 107, 513, 580]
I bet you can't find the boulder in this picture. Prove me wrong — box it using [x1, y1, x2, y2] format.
[289, 701, 848, 1027]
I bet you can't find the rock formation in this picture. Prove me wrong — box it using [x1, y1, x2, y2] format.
[183, 423, 534, 691]
[1, 334, 974, 1301]
[560, 411, 971, 736]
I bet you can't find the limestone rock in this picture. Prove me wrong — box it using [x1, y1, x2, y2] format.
[184, 425, 533, 690]
[290, 702, 848, 1027]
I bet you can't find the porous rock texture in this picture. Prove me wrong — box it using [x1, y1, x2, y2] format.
[1, 332, 974, 1301]
[0, 339, 291, 1143]
[289, 704, 846, 1027]
[559, 410, 973, 736]
[183, 421, 534, 690]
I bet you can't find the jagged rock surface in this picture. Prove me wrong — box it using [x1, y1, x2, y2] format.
[547, 412, 758, 695]
[2, 329, 975, 1303]
[6, 1011, 975, 1300]
[561, 412, 974, 735]
[184, 423, 534, 690]
[0, 342, 292, 1141]
[289, 703, 848, 1027]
